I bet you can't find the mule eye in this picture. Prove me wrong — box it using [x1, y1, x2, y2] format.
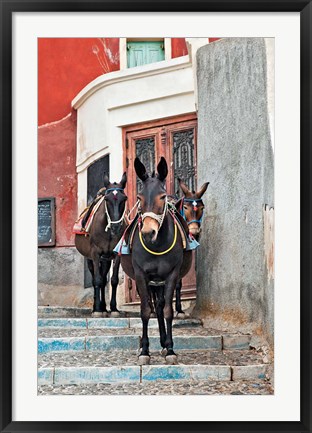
[160, 195, 166, 200]
[183, 205, 188, 210]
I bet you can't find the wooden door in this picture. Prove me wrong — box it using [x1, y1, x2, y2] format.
[123, 114, 197, 303]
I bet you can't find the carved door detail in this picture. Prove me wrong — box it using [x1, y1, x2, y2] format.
[123, 114, 197, 303]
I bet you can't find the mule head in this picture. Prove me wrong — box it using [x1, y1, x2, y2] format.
[177, 178, 209, 239]
[134, 157, 168, 243]
[103, 172, 127, 235]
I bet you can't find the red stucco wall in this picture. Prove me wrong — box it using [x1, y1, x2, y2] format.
[38, 111, 78, 247]
[171, 38, 188, 58]
[38, 38, 120, 247]
[38, 38, 120, 126]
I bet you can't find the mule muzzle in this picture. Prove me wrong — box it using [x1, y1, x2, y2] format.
[189, 223, 201, 239]
[141, 217, 159, 243]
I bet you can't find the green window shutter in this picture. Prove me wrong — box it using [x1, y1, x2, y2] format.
[127, 41, 165, 68]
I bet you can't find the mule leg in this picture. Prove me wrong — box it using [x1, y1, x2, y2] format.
[91, 255, 104, 317]
[135, 273, 151, 365]
[110, 256, 120, 316]
[99, 258, 111, 317]
[164, 274, 179, 364]
[149, 291, 156, 318]
[175, 279, 186, 317]
[87, 259, 98, 316]
[153, 286, 167, 351]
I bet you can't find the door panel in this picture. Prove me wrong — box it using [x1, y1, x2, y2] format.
[172, 128, 196, 194]
[123, 115, 197, 303]
[135, 137, 156, 194]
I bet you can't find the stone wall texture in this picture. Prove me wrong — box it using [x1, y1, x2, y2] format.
[195, 38, 274, 342]
[38, 247, 93, 307]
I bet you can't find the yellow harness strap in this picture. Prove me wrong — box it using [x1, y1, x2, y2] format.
[138, 223, 177, 256]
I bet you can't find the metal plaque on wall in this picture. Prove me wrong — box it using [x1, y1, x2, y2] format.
[38, 197, 56, 247]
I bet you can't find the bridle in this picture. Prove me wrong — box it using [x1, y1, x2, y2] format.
[139, 196, 168, 231]
[179, 197, 204, 226]
[104, 188, 126, 232]
[137, 195, 178, 255]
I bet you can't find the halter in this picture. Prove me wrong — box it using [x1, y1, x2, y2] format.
[104, 188, 126, 232]
[140, 196, 168, 231]
[180, 197, 204, 225]
[105, 188, 124, 195]
[138, 196, 178, 255]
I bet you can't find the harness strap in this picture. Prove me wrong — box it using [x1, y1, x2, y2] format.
[168, 209, 187, 249]
[139, 222, 177, 256]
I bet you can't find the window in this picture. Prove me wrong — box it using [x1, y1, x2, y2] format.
[119, 38, 172, 70]
[127, 41, 165, 68]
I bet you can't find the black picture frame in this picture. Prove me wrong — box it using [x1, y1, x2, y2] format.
[1, 1, 311, 432]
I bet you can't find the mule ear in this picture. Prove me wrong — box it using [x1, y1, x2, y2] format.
[103, 173, 110, 188]
[134, 158, 148, 182]
[120, 172, 127, 189]
[178, 178, 192, 197]
[175, 197, 183, 211]
[196, 182, 210, 199]
[156, 157, 168, 182]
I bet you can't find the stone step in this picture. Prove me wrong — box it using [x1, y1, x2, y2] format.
[38, 332, 251, 354]
[37, 317, 202, 329]
[38, 349, 267, 385]
[38, 306, 93, 318]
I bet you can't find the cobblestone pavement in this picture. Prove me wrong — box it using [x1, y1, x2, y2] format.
[38, 349, 265, 368]
[38, 379, 273, 395]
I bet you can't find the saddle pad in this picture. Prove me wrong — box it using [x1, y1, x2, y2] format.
[73, 196, 105, 235]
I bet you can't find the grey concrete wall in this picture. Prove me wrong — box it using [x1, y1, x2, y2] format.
[195, 38, 274, 342]
[38, 247, 93, 307]
[38, 247, 126, 309]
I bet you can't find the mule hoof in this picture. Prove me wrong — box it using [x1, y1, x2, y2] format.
[166, 354, 178, 365]
[176, 312, 186, 319]
[160, 348, 167, 357]
[150, 313, 157, 318]
[102, 311, 109, 318]
[110, 311, 120, 318]
[92, 311, 103, 318]
[138, 355, 150, 365]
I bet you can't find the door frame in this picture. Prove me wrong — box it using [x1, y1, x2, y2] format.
[122, 113, 198, 303]
[122, 112, 197, 195]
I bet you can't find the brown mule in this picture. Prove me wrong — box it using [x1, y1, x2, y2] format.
[174, 178, 209, 317]
[121, 157, 192, 365]
[75, 173, 127, 317]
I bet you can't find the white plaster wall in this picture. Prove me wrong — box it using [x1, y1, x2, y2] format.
[72, 55, 195, 214]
